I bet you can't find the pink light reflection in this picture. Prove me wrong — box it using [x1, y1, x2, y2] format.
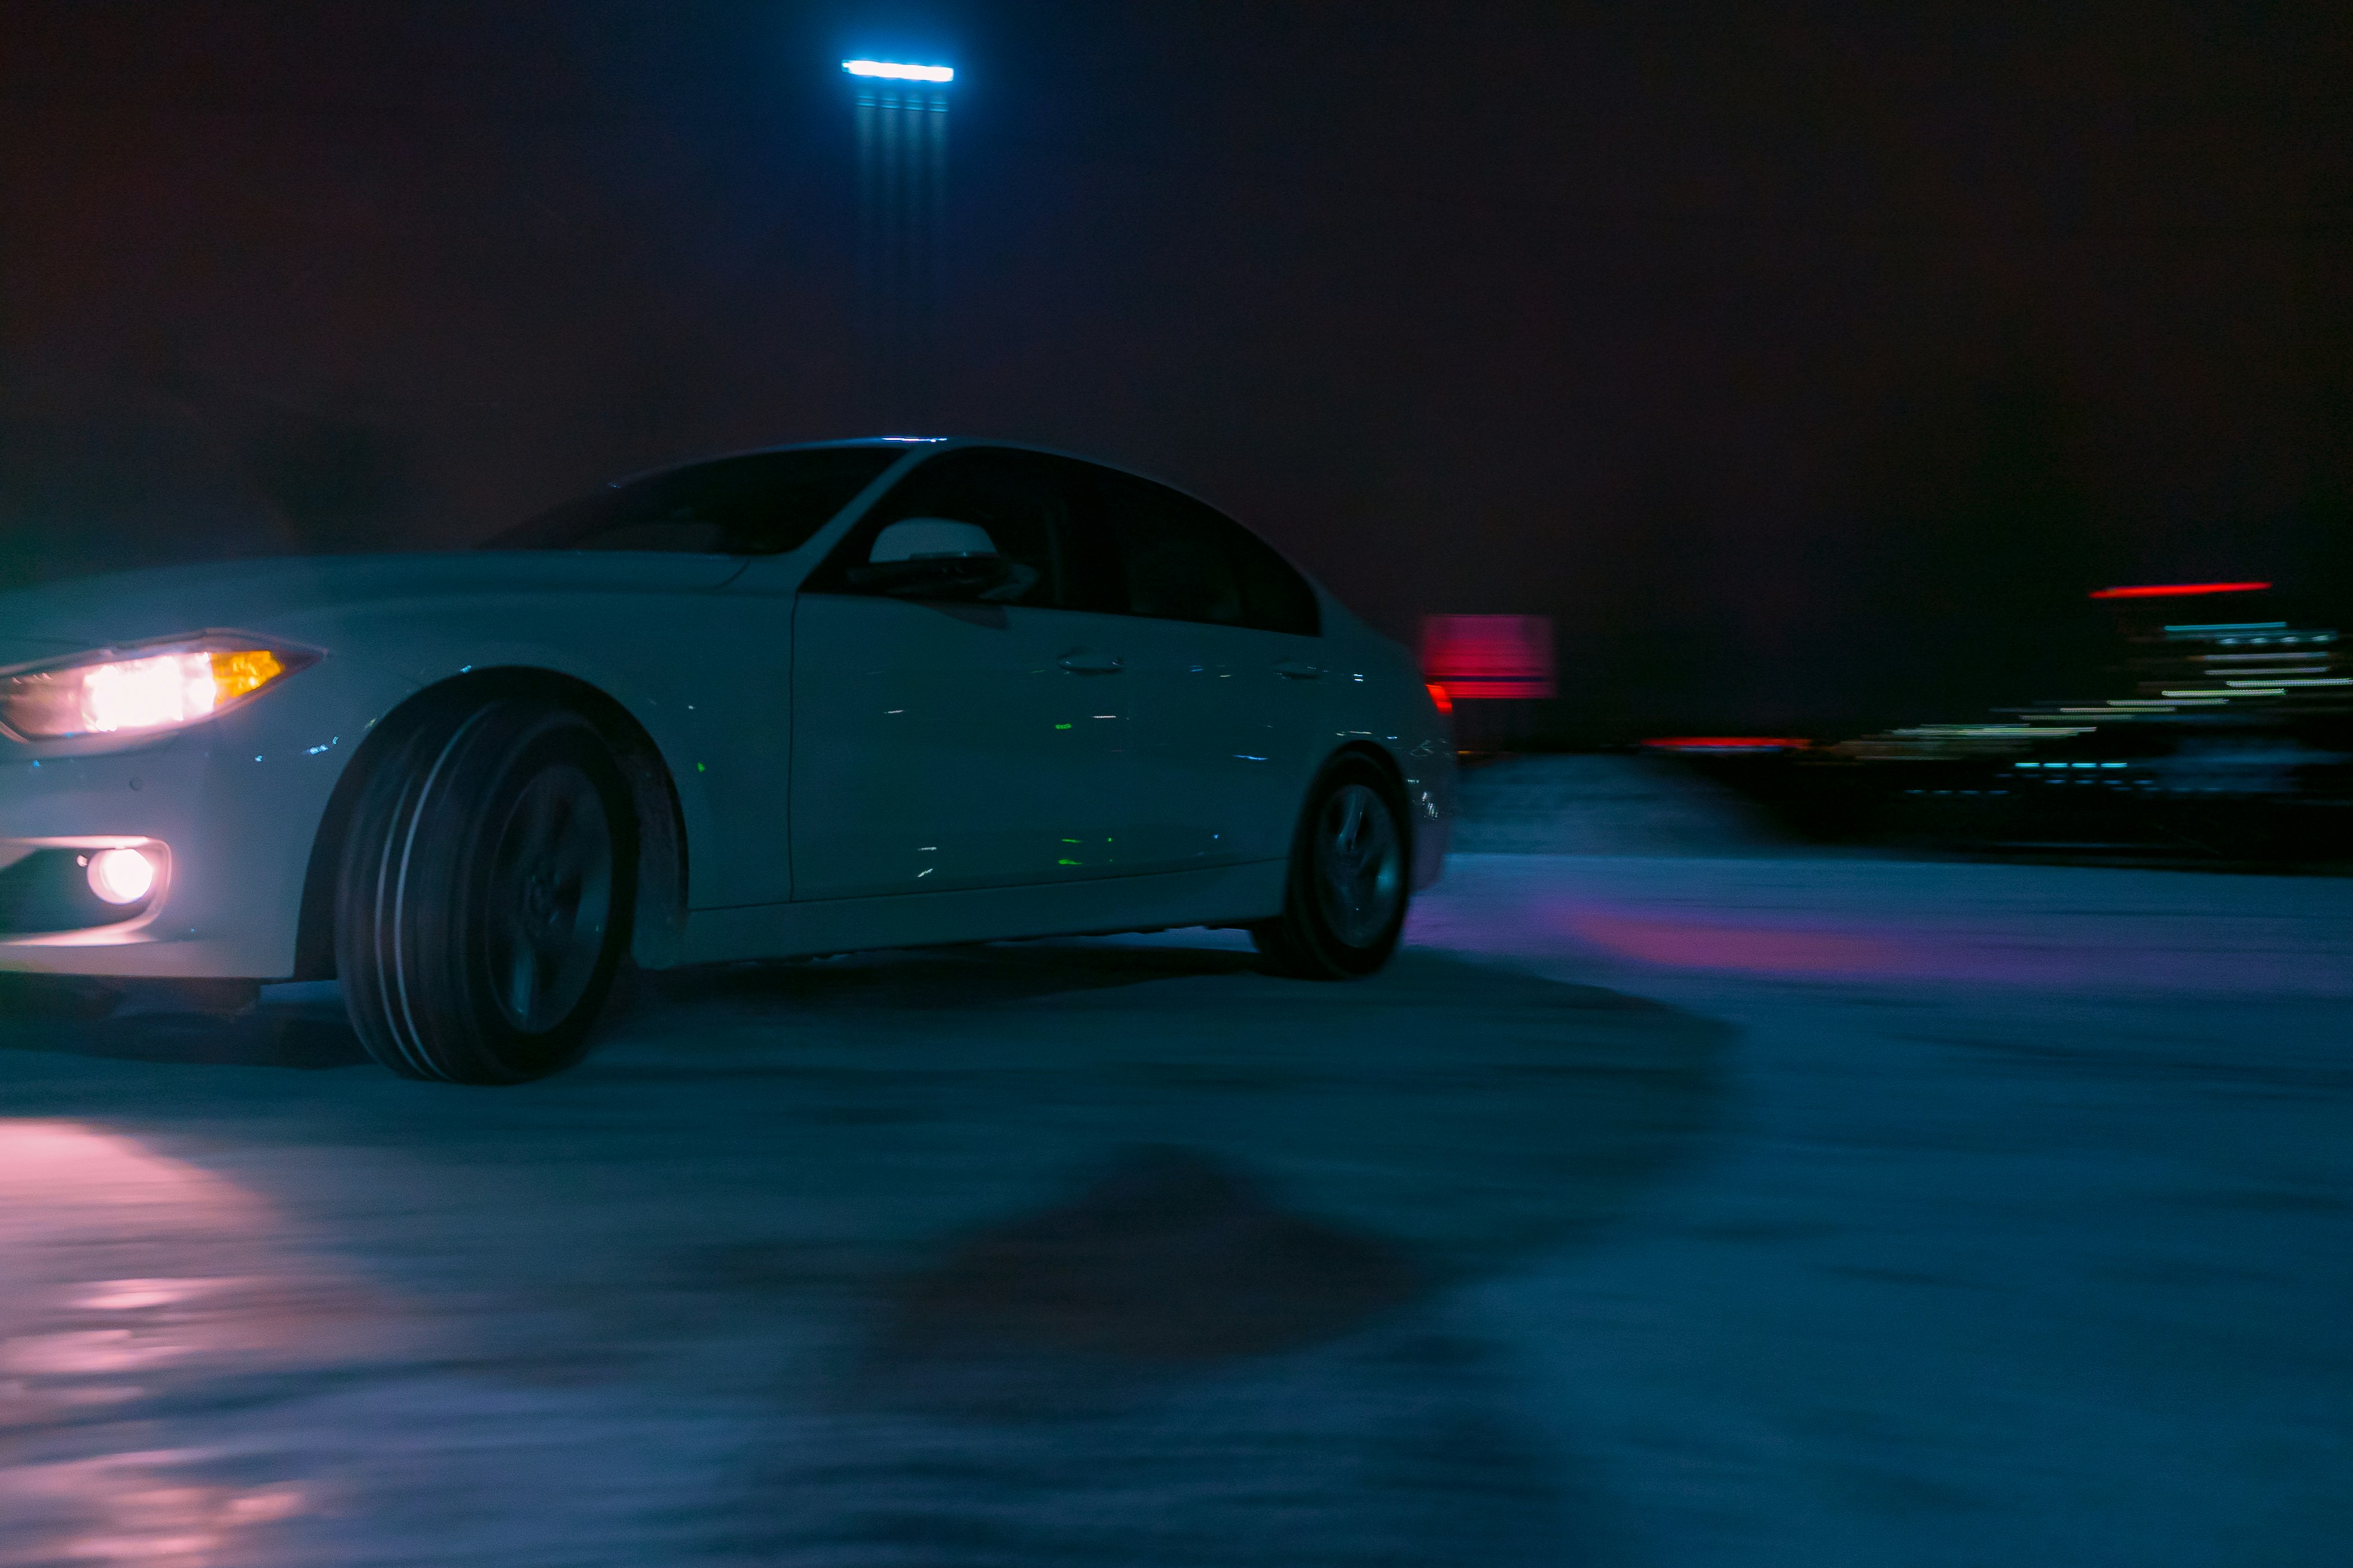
[0, 1120, 381, 1565]
[1564, 913, 1919, 977]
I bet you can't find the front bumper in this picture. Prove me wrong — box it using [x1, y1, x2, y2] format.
[0, 679, 362, 979]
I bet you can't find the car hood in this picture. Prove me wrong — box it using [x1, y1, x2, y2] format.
[0, 632, 90, 672]
[0, 551, 750, 659]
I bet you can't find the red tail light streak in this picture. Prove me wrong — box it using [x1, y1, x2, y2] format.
[1642, 736, 1812, 753]
[2090, 582, 2272, 600]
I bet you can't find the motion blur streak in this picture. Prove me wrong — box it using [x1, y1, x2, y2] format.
[2089, 582, 2273, 599]
[1420, 616, 1556, 700]
[1642, 736, 1811, 753]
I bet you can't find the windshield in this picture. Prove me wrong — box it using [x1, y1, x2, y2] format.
[482, 447, 906, 555]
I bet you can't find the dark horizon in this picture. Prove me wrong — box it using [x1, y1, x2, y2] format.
[5, 1, 2349, 736]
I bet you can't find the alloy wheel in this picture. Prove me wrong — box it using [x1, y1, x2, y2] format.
[1311, 782, 1404, 949]
[484, 763, 615, 1033]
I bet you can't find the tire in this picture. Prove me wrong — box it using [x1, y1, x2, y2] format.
[1251, 754, 1410, 979]
[334, 699, 637, 1084]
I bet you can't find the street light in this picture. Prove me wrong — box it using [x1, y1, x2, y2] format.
[846, 57, 955, 430]
[843, 59, 954, 84]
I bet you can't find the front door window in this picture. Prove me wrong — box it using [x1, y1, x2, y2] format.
[790, 450, 1136, 898]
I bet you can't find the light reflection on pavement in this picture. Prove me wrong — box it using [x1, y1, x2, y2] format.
[1417, 854, 2353, 995]
[0, 1122, 363, 1566]
[2, 942, 1720, 1565]
[0, 851, 2346, 1565]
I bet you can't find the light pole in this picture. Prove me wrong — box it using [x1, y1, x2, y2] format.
[844, 59, 954, 432]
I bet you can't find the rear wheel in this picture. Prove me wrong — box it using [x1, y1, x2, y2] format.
[1251, 756, 1409, 979]
[334, 699, 635, 1084]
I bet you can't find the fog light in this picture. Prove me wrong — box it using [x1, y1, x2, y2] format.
[87, 848, 157, 905]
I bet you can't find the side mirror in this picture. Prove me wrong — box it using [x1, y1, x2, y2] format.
[846, 518, 1013, 598]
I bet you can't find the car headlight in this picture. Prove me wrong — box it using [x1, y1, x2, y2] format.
[0, 639, 319, 741]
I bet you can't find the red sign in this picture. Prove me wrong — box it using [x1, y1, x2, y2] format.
[1420, 615, 1555, 699]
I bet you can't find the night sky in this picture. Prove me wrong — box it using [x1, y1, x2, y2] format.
[5, 2, 2349, 736]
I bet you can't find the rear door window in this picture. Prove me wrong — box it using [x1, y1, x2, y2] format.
[1093, 470, 1320, 635]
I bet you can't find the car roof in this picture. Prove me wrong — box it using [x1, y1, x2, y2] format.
[563, 437, 1324, 598]
[596, 436, 1229, 518]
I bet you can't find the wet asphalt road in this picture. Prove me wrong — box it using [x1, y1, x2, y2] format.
[1, 852, 2348, 1566]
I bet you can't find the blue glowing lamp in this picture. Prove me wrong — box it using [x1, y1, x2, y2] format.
[843, 59, 954, 84]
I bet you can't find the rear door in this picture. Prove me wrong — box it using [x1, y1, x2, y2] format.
[1083, 466, 1330, 870]
[789, 448, 1141, 900]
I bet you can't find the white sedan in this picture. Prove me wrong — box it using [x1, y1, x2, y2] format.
[0, 439, 1454, 1083]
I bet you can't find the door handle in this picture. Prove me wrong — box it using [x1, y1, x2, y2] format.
[1273, 659, 1324, 680]
[1057, 650, 1124, 674]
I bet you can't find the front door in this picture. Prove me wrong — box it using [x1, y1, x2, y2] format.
[789, 448, 1139, 901]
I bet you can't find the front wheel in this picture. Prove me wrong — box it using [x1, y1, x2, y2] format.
[1251, 756, 1410, 979]
[334, 699, 636, 1084]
